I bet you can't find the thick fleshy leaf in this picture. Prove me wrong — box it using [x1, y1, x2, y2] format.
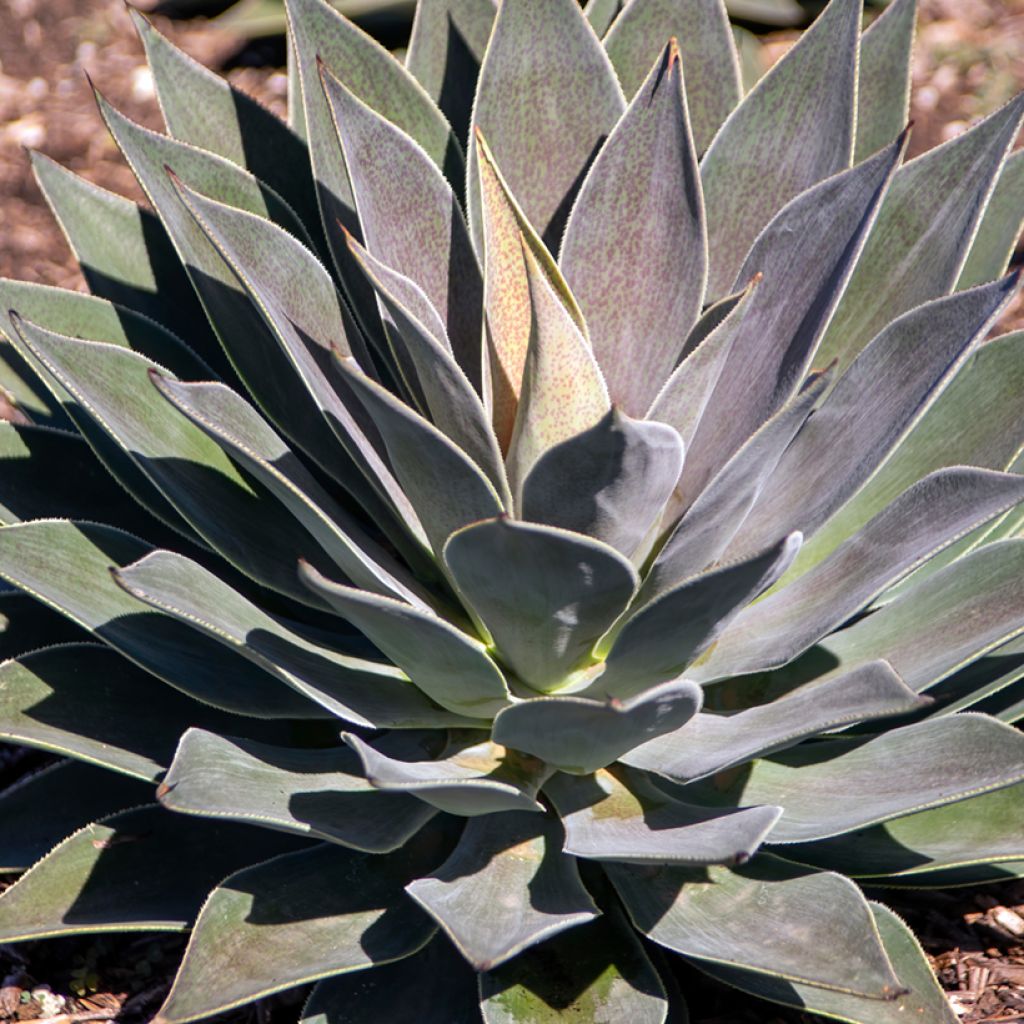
[11, 318, 339, 609]
[818, 92, 1024, 376]
[680, 134, 905, 502]
[405, 0, 496, 143]
[793, 539, 1024, 695]
[705, 468, 1024, 678]
[602, 0, 740, 153]
[479, 905, 668, 1024]
[854, 0, 916, 162]
[467, 0, 625, 250]
[923, 633, 1024, 718]
[784, 330, 1024, 580]
[506, 246, 610, 496]
[731, 275, 1020, 559]
[521, 410, 683, 561]
[0, 520, 316, 718]
[344, 732, 550, 815]
[609, 855, 901, 999]
[698, 903, 957, 1024]
[150, 375, 434, 610]
[0, 643, 267, 782]
[29, 153, 219, 365]
[492, 679, 701, 775]
[646, 371, 828, 595]
[116, 549, 474, 729]
[474, 132, 588, 450]
[299, 561, 510, 717]
[155, 836, 446, 1024]
[406, 811, 599, 971]
[0, 590, 85, 661]
[593, 535, 801, 700]
[627, 662, 925, 781]
[700, 0, 860, 297]
[345, 236, 509, 502]
[131, 9, 322, 247]
[322, 66, 484, 389]
[0, 806, 305, 942]
[333, 356, 504, 557]
[443, 518, 637, 692]
[0, 761, 152, 872]
[159, 728, 436, 851]
[584, 0, 622, 35]
[685, 714, 1024, 844]
[958, 149, 1024, 289]
[559, 41, 705, 416]
[545, 767, 780, 866]
[303, 936, 482, 1024]
[783, 781, 1024, 880]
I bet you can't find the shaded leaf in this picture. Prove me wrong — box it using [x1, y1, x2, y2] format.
[958, 149, 1024, 289]
[406, 811, 599, 971]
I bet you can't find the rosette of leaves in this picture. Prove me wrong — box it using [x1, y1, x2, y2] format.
[1, 0, 1024, 1020]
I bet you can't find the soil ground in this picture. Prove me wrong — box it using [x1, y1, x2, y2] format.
[1, 0, 1024, 1021]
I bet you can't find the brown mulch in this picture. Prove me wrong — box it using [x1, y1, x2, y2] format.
[2, 1, 1024, 1022]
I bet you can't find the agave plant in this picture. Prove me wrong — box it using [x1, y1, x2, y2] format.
[2, 0, 1024, 1020]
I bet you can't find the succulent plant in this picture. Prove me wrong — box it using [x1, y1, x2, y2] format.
[2, 0, 1024, 1020]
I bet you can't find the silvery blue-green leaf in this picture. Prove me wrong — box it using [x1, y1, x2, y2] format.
[602, 0, 740, 153]
[0, 520, 316, 718]
[924, 633, 1024, 718]
[474, 132, 588, 451]
[492, 678, 701, 774]
[322, 67, 484, 390]
[159, 728, 436, 851]
[468, 0, 625, 251]
[164, 172, 428, 564]
[545, 767, 780, 866]
[584, 0, 622, 35]
[479, 905, 668, 1024]
[299, 561, 510, 717]
[976, 680, 1024, 724]
[150, 374, 437, 611]
[608, 855, 901, 999]
[521, 408, 684, 560]
[0, 643, 267, 782]
[677, 280, 753, 366]
[285, 0, 461, 345]
[958, 149, 1024, 289]
[155, 837, 444, 1024]
[818, 92, 1024, 376]
[344, 732, 549, 815]
[0, 423, 167, 541]
[304, 936, 481, 1024]
[505, 245, 610, 498]
[0, 761, 151, 872]
[345, 236, 509, 502]
[592, 534, 801, 700]
[686, 714, 1024, 843]
[131, 9, 323, 251]
[12, 317, 339, 609]
[697, 903, 956, 1024]
[116, 548, 475, 729]
[443, 518, 637, 692]
[705, 468, 1024, 678]
[799, 539, 1024, 694]
[855, 0, 916, 163]
[0, 805, 304, 943]
[560, 40, 706, 418]
[733, 275, 1020, 559]
[700, 0, 861, 297]
[645, 370, 828, 596]
[29, 153, 220, 368]
[680, 134, 905, 502]
[629, 662, 923, 780]
[405, 0, 496, 144]
[406, 811, 599, 971]
[783, 330, 1024, 581]
[782, 781, 1024, 880]
[334, 356, 504, 558]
